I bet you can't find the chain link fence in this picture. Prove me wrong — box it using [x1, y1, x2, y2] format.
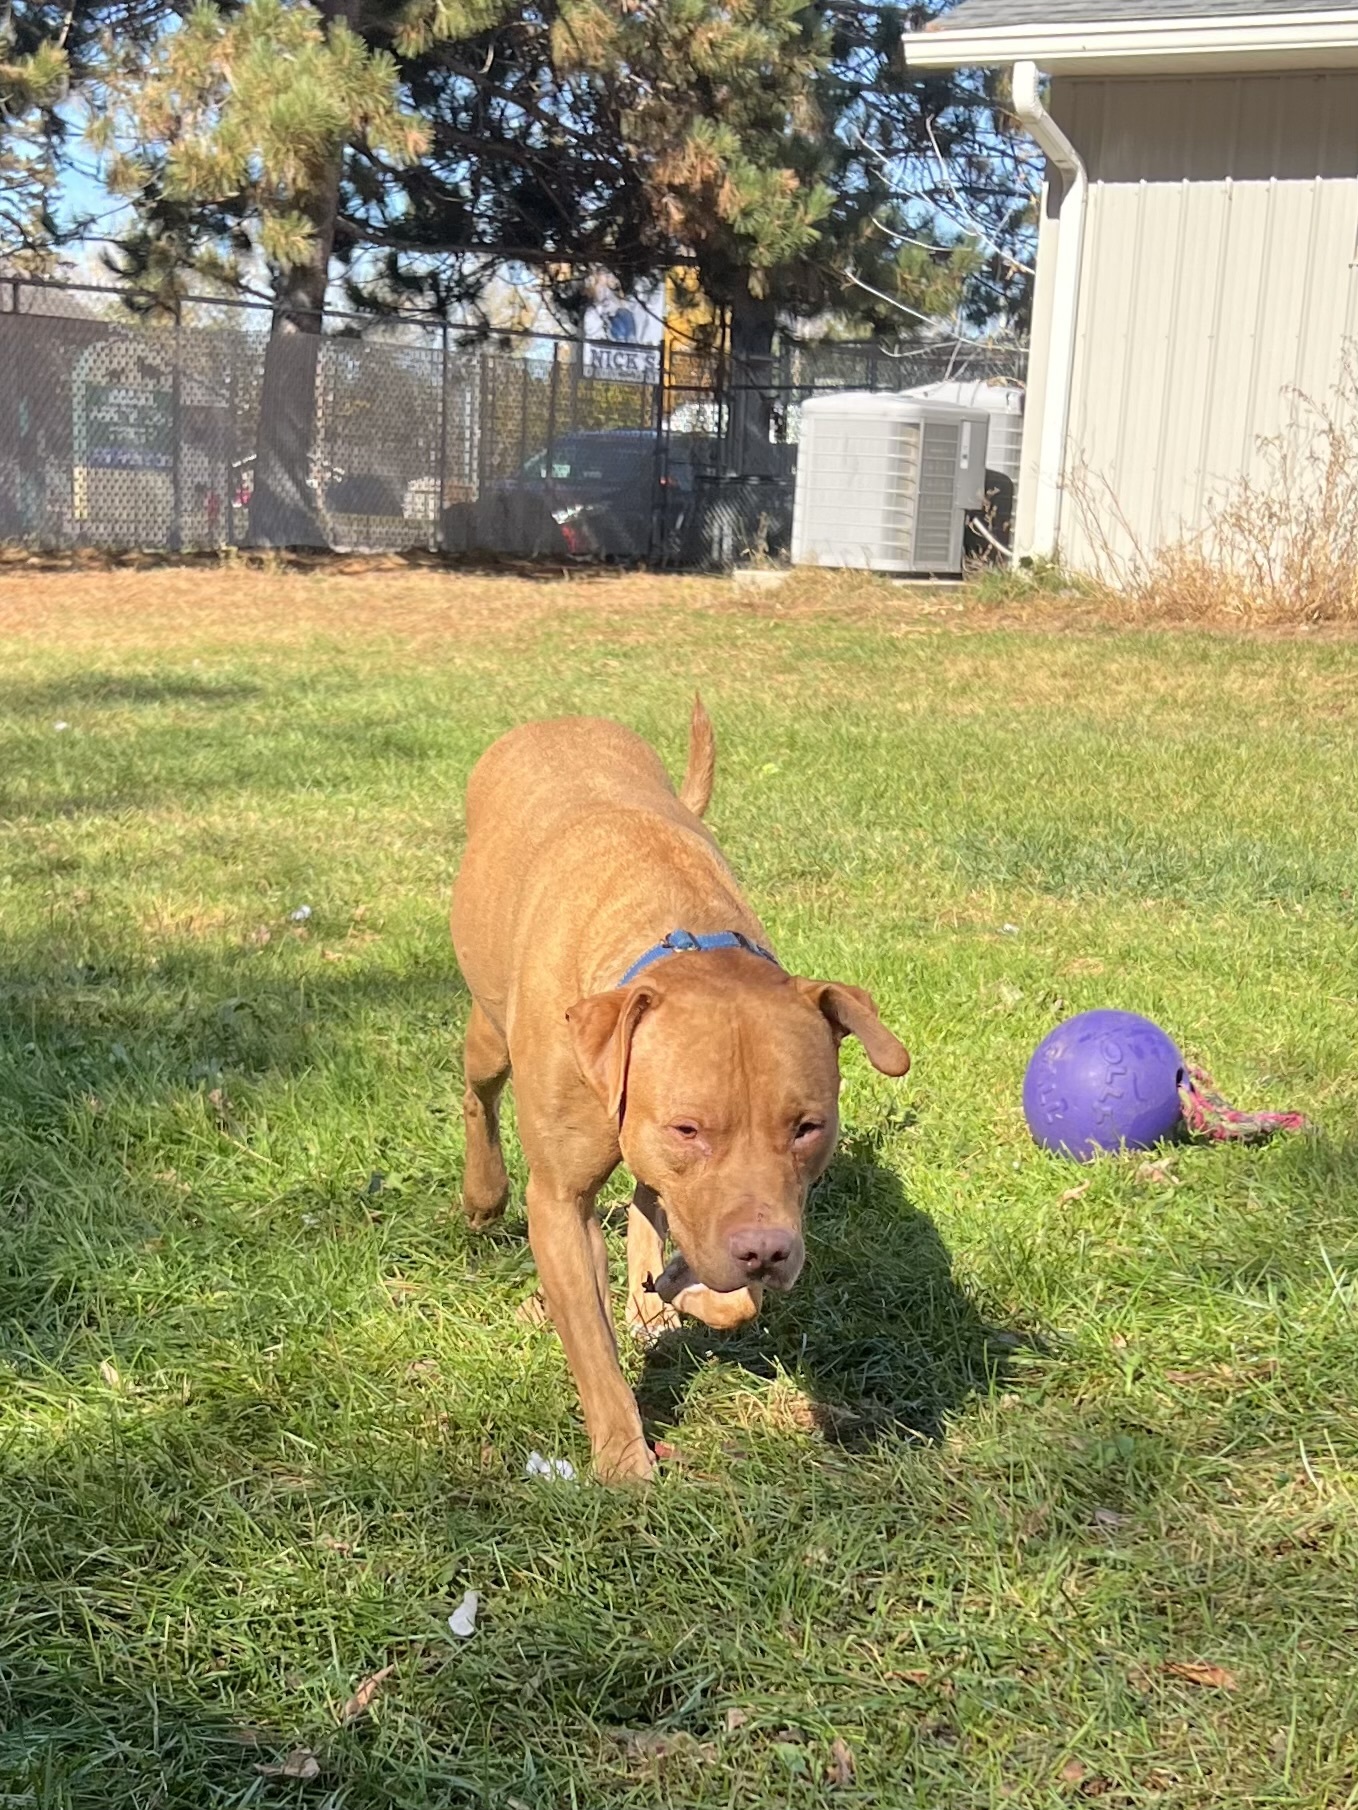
[0, 280, 1026, 567]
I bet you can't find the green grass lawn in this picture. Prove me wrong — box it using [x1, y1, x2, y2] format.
[2, 569, 1356, 1808]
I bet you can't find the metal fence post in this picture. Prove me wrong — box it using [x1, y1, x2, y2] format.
[436, 319, 449, 552]
[476, 353, 490, 496]
[544, 342, 560, 538]
[517, 358, 530, 473]
[651, 340, 668, 564]
[170, 307, 184, 553]
[224, 345, 237, 547]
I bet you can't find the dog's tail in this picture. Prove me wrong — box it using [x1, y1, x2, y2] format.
[679, 693, 716, 818]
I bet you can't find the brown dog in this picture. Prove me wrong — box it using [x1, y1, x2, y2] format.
[450, 700, 910, 1482]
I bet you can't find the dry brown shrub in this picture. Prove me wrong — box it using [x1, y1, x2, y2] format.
[1077, 363, 1358, 626]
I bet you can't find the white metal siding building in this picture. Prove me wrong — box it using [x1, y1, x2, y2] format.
[903, 2, 1358, 575]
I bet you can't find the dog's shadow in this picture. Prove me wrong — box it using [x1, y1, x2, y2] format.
[635, 1126, 1024, 1451]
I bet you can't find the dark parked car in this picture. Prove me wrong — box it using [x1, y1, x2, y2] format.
[443, 428, 714, 561]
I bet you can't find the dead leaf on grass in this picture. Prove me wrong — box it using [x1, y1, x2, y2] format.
[1134, 1158, 1180, 1186]
[815, 1399, 864, 1434]
[615, 1729, 715, 1766]
[515, 1291, 549, 1326]
[925, 1720, 961, 1746]
[887, 1668, 931, 1686]
[338, 1663, 395, 1724]
[1163, 1361, 1273, 1388]
[1162, 1660, 1237, 1690]
[1093, 1507, 1131, 1529]
[255, 1748, 320, 1780]
[99, 1359, 123, 1390]
[725, 1708, 749, 1733]
[1060, 1760, 1087, 1785]
[767, 1383, 820, 1432]
[1058, 1183, 1090, 1205]
[827, 1737, 855, 1787]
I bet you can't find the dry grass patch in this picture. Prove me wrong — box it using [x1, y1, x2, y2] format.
[0, 558, 1126, 659]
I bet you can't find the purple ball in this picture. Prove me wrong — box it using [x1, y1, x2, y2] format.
[1023, 1009, 1185, 1161]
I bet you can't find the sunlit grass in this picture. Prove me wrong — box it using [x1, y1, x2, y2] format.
[1, 566, 1355, 1807]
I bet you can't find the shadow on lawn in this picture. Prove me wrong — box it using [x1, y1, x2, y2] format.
[0, 672, 265, 713]
[636, 1125, 1028, 1450]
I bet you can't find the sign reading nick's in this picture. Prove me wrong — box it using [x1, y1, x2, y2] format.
[581, 275, 664, 383]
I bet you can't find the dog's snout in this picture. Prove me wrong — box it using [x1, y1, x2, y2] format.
[727, 1225, 801, 1283]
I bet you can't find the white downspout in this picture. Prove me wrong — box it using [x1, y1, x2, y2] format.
[1011, 60, 1086, 563]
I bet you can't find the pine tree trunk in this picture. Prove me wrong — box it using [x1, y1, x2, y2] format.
[726, 282, 779, 478]
[246, 0, 354, 548]
[246, 260, 331, 547]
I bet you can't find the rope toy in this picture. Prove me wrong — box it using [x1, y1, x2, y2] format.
[1179, 1065, 1310, 1144]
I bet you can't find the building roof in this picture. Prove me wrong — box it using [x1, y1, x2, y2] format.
[904, 0, 1358, 73]
[928, 0, 1357, 29]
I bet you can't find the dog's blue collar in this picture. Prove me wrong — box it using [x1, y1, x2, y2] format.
[618, 928, 779, 989]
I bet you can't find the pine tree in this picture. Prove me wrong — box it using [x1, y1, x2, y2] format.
[1, 13, 68, 270]
[90, 0, 1033, 526]
[97, 0, 430, 542]
[3, 0, 173, 271]
[348, 1, 1032, 462]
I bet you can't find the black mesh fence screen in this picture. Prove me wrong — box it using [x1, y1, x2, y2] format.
[0, 283, 1026, 568]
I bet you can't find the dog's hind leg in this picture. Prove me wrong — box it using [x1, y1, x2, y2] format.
[460, 1001, 511, 1228]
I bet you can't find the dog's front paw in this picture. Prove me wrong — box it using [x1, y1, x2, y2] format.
[461, 1192, 508, 1230]
[593, 1435, 658, 1486]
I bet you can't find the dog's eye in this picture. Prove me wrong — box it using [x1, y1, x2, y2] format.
[794, 1119, 825, 1142]
[671, 1122, 700, 1140]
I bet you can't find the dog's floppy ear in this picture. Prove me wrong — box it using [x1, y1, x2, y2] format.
[566, 986, 655, 1119]
[797, 980, 911, 1077]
